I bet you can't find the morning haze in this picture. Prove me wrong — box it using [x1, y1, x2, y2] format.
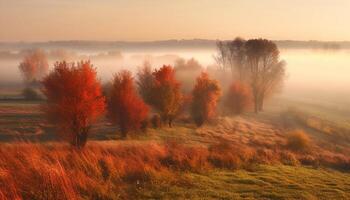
[1, 1, 350, 199]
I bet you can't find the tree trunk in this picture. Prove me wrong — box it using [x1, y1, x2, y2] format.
[73, 131, 88, 149]
[254, 95, 259, 114]
[168, 118, 173, 128]
[258, 97, 264, 112]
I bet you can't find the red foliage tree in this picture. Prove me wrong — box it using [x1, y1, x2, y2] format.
[225, 82, 252, 115]
[42, 61, 105, 148]
[107, 70, 149, 137]
[19, 49, 49, 84]
[151, 65, 182, 127]
[190, 72, 221, 126]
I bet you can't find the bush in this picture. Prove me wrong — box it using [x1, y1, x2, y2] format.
[286, 130, 311, 152]
[22, 87, 41, 100]
[280, 151, 300, 166]
[225, 81, 252, 115]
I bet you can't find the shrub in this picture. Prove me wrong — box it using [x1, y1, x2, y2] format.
[41, 61, 105, 148]
[107, 70, 149, 137]
[22, 87, 41, 100]
[225, 81, 252, 115]
[190, 72, 221, 126]
[286, 130, 311, 152]
[280, 151, 300, 166]
[19, 49, 49, 84]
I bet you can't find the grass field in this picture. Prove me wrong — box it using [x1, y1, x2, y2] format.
[0, 99, 350, 199]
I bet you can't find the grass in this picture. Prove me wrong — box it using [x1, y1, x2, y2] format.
[138, 165, 350, 200]
[0, 142, 349, 200]
[1, 100, 350, 199]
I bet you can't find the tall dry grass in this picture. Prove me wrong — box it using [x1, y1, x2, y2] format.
[0, 140, 349, 199]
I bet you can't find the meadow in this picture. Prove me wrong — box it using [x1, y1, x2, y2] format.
[0, 98, 350, 199]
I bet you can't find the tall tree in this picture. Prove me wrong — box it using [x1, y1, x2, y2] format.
[215, 38, 285, 113]
[42, 61, 105, 148]
[151, 65, 182, 127]
[107, 70, 149, 137]
[190, 72, 221, 126]
[214, 37, 246, 80]
[136, 61, 154, 105]
[245, 39, 285, 113]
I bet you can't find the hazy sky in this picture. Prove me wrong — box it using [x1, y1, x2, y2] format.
[0, 0, 349, 42]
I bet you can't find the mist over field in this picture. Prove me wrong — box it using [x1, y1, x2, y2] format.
[1, 44, 350, 108]
[2, 0, 350, 198]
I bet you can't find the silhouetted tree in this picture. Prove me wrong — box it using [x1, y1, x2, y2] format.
[42, 61, 105, 148]
[214, 37, 246, 80]
[107, 70, 149, 137]
[136, 61, 154, 105]
[245, 39, 285, 113]
[215, 38, 286, 113]
[226, 38, 246, 80]
[191, 72, 221, 126]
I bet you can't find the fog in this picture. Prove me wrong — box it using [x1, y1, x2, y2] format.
[1, 47, 350, 107]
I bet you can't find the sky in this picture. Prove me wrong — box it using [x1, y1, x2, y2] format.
[0, 0, 349, 42]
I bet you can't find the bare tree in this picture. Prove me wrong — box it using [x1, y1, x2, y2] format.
[213, 41, 229, 72]
[226, 38, 246, 81]
[214, 37, 246, 80]
[215, 38, 286, 113]
[245, 39, 285, 113]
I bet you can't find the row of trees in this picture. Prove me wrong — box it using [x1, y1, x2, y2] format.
[18, 38, 286, 148]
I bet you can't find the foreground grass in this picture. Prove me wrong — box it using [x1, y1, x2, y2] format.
[139, 165, 350, 200]
[0, 142, 350, 200]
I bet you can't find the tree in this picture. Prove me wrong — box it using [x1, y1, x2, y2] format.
[107, 70, 149, 137]
[190, 72, 221, 126]
[136, 61, 154, 105]
[226, 38, 246, 80]
[174, 58, 203, 94]
[42, 61, 105, 148]
[19, 49, 49, 85]
[150, 65, 182, 127]
[215, 38, 286, 114]
[214, 37, 246, 80]
[225, 82, 252, 115]
[245, 39, 285, 113]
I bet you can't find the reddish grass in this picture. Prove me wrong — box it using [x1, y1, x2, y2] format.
[286, 130, 312, 152]
[0, 140, 349, 199]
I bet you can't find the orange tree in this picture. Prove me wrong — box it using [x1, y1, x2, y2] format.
[107, 70, 149, 137]
[150, 65, 182, 127]
[190, 72, 221, 126]
[225, 81, 252, 115]
[42, 61, 105, 148]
